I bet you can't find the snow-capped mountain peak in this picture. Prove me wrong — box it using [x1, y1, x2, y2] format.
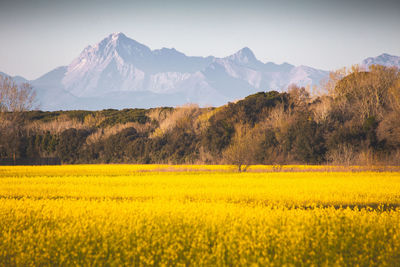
[111, 31, 125, 39]
[18, 32, 396, 111]
[30, 32, 332, 109]
[227, 47, 258, 65]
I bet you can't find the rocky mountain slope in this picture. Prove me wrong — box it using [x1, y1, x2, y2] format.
[2, 33, 399, 110]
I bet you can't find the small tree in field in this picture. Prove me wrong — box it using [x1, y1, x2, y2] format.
[222, 124, 258, 172]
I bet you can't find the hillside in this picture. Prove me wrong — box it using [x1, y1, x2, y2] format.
[1, 64, 399, 166]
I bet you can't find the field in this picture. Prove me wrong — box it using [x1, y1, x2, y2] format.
[1, 165, 400, 266]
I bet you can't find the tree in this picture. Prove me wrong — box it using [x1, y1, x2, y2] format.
[222, 124, 260, 172]
[332, 65, 398, 122]
[0, 75, 36, 113]
[57, 128, 91, 163]
[287, 84, 310, 110]
[0, 74, 36, 161]
[377, 75, 400, 147]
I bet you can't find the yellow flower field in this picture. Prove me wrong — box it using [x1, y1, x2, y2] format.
[1, 165, 400, 265]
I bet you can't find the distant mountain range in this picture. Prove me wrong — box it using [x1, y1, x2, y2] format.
[361, 53, 400, 68]
[2, 32, 400, 111]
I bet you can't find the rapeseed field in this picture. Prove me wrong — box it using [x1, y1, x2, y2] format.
[1, 165, 399, 266]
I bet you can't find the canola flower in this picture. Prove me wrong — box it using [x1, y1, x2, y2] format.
[0, 165, 400, 266]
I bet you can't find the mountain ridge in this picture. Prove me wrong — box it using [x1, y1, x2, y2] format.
[362, 53, 400, 68]
[2, 32, 400, 111]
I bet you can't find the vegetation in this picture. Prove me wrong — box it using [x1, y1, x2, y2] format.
[1, 66, 399, 265]
[1, 165, 399, 265]
[0, 64, 399, 168]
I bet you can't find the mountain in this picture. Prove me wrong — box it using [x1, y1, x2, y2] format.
[6, 33, 398, 111]
[0, 72, 28, 84]
[362, 53, 400, 69]
[24, 32, 332, 110]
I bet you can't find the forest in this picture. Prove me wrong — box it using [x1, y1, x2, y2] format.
[0, 65, 399, 167]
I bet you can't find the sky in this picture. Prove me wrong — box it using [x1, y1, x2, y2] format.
[0, 0, 399, 80]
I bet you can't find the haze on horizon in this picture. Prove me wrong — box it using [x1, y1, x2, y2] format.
[0, 0, 399, 80]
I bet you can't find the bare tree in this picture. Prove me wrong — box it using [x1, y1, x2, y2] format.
[287, 84, 310, 110]
[331, 65, 398, 122]
[149, 104, 202, 138]
[326, 144, 357, 166]
[0, 74, 36, 162]
[311, 95, 332, 124]
[388, 77, 400, 113]
[222, 124, 259, 172]
[377, 76, 400, 147]
[321, 67, 349, 97]
[0, 75, 36, 113]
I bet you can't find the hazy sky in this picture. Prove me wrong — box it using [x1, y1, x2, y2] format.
[0, 0, 399, 80]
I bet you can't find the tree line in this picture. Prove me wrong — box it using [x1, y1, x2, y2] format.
[0, 65, 399, 168]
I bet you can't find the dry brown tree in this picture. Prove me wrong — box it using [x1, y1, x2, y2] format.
[0, 75, 36, 161]
[222, 124, 260, 172]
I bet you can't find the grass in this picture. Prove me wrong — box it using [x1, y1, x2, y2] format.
[0, 165, 399, 265]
